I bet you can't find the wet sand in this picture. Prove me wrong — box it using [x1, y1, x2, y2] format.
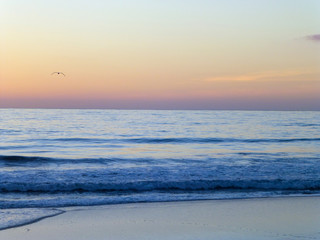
[1, 197, 320, 240]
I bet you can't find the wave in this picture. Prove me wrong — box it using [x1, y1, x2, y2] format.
[0, 155, 51, 162]
[0, 155, 69, 166]
[20, 137, 320, 144]
[282, 123, 320, 127]
[1, 179, 319, 194]
[126, 137, 320, 144]
[0, 155, 152, 165]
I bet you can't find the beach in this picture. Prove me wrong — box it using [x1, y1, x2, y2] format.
[1, 197, 320, 240]
[2, 0, 320, 237]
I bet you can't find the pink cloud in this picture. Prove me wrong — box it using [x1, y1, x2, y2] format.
[305, 34, 320, 42]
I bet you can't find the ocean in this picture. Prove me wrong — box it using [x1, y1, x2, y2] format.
[1, 109, 320, 229]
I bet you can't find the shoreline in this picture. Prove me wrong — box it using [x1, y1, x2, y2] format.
[1, 196, 320, 239]
[1, 194, 319, 231]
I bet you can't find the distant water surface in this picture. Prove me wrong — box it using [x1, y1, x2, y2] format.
[0, 109, 319, 228]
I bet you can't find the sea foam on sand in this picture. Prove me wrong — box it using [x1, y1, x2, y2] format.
[0, 197, 320, 240]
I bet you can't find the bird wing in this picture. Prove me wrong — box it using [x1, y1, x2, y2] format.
[51, 72, 59, 75]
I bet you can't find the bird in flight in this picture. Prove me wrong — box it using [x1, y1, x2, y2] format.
[51, 72, 65, 76]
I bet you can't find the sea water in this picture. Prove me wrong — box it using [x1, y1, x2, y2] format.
[0, 109, 320, 229]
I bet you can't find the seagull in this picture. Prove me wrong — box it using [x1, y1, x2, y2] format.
[51, 72, 65, 76]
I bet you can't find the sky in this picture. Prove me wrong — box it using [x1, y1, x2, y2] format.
[1, 0, 319, 110]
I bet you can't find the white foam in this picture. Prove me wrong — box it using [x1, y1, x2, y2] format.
[0, 208, 64, 230]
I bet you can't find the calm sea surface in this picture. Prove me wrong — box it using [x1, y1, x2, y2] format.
[0, 109, 320, 229]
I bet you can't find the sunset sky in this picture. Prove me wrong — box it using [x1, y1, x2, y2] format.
[1, 0, 319, 110]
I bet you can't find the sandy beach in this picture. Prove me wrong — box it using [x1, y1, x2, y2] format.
[1, 197, 319, 240]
